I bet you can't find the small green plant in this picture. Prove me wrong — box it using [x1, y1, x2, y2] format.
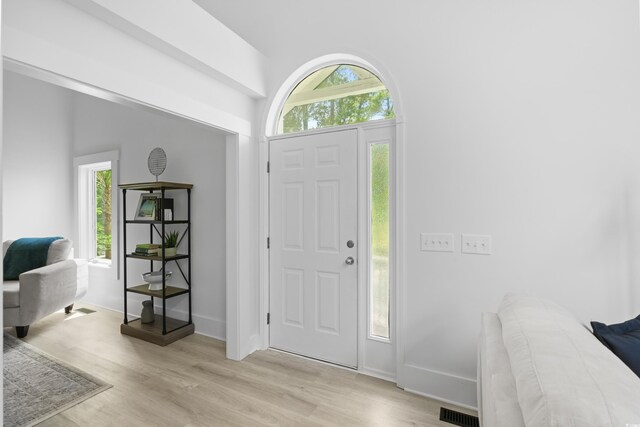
[164, 230, 179, 248]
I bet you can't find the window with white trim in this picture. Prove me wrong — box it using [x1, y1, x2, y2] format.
[278, 64, 394, 134]
[75, 151, 119, 269]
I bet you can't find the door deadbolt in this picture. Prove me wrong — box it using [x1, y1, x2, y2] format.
[347, 240, 354, 248]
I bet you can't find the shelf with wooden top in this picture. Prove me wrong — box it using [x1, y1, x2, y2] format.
[126, 284, 189, 299]
[119, 181, 193, 191]
[124, 220, 189, 225]
[119, 181, 193, 345]
[126, 253, 189, 262]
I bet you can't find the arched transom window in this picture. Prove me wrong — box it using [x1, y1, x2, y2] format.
[278, 64, 394, 134]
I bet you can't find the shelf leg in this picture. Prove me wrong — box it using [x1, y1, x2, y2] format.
[188, 188, 192, 325]
[162, 188, 167, 335]
[123, 188, 128, 324]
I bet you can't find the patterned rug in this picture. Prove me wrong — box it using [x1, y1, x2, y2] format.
[3, 334, 112, 427]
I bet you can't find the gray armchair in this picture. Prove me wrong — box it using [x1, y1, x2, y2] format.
[3, 239, 88, 337]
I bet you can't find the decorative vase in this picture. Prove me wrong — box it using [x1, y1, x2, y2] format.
[141, 300, 154, 324]
[142, 271, 172, 291]
[164, 247, 177, 257]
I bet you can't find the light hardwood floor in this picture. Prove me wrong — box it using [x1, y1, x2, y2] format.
[5, 304, 477, 426]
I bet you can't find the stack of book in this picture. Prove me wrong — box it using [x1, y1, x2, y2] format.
[134, 243, 161, 256]
[155, 198, 174, 221]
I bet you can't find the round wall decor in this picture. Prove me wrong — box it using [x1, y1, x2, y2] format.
[148, 147, 167, 181]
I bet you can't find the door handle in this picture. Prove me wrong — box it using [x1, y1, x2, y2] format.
[345, 256, 355, 265]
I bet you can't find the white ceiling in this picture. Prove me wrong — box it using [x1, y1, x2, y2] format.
[192, 0, 400, 58]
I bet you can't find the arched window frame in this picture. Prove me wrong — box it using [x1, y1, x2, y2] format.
[276, 64, 394, 135]
[264, 54, 403, 137]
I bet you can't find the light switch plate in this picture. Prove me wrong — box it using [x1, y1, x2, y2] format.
[421, 233, 454, 252]
[461, 234, 492, 255]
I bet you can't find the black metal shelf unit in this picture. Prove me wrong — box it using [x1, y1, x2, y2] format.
[119, 181, 194, 345]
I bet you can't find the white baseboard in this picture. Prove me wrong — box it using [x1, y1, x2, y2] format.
[398, 363, 477, 410]
[246, 333, 261, 355]
[358, 366, 395, 383]
[162, 306, 226, 341]
[79, 298, 227, 342]
[78, 296, 121, 313]
[404, 387, 478, 412]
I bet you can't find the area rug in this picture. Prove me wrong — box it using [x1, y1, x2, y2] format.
[3, 334, 112, 427]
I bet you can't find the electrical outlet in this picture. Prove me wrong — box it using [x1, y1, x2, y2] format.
[421, 233, 454, 252]
[461, 234, 492, 255]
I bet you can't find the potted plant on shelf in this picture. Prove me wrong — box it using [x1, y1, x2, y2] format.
[163, 230, 179, 257]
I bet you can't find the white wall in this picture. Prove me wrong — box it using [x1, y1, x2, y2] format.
[200, 0, 640, 407]
[3, 71, 74, 239]
[3, 71, 228, 339]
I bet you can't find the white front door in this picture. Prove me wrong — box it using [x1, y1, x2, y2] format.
[269, 129, 358, 368]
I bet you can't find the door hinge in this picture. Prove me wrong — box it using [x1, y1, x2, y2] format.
[267, 237, 270, 249]
[267, 313, 270, 325]
[267, 161, 270, 173]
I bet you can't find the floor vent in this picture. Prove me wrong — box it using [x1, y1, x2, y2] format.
[439, 407, 479, 427]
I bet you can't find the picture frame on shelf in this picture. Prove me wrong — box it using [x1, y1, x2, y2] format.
[134, 193, 158, 221]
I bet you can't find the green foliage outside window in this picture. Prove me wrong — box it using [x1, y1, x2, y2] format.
[371, 144, 389, 257]
[95, 169, 112, 258]
[371, 144, 390, 338]
[282, 65, 395, 134]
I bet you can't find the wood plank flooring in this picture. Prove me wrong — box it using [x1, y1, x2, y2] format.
[4, 304, 477, 426]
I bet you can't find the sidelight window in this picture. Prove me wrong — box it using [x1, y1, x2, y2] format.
[370, 143, 390, 339]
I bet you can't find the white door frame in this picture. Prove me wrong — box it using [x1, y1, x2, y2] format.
[258, 53, 406, 384]
[261, 118, 400, 375]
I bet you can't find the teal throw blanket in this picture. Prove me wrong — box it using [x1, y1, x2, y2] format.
[3, 237, 63, 281]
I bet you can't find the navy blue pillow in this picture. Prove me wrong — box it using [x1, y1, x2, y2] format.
[591, 315, 640, 378]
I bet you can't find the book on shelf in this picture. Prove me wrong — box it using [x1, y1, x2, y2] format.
[135, 244, 160, 254]
[134, 250, 159, 256]
[136, 243, 161, 250]
[155, 198, 174, 221]
[135, 247, 159, 253]
[132, 252, 158, 257]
